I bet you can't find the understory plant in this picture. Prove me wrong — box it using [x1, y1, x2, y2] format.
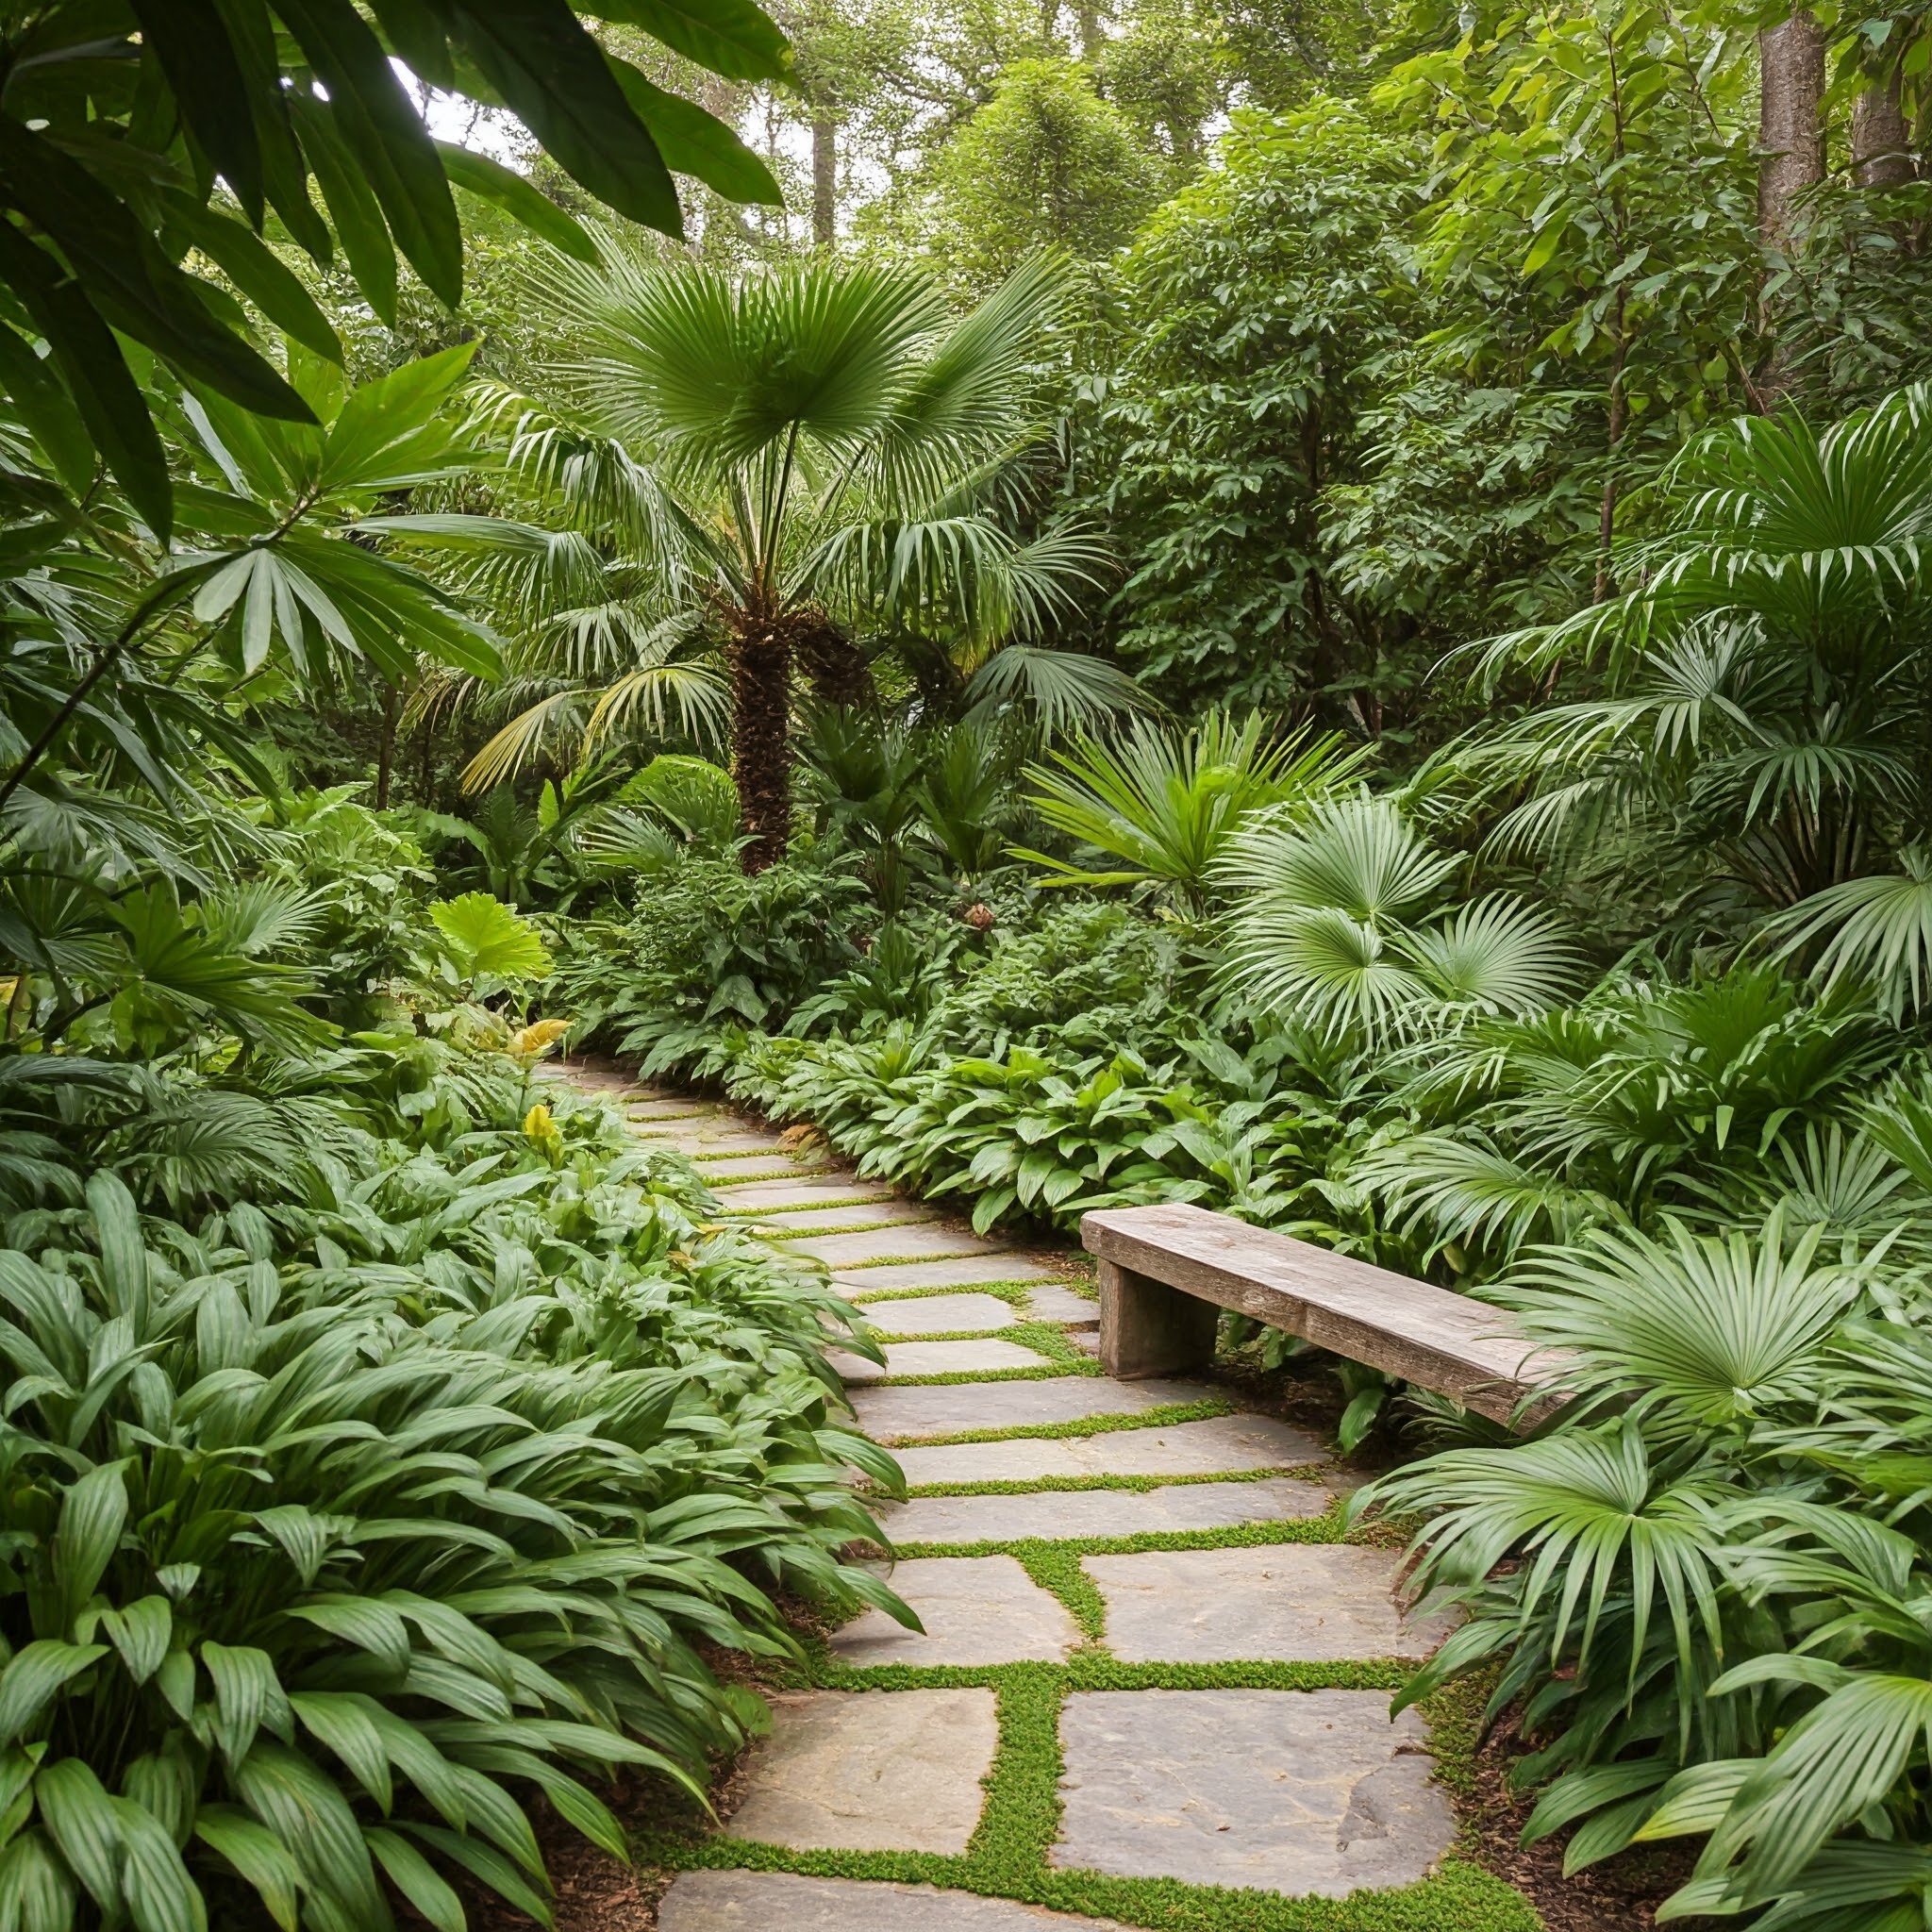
[0, 1042, 905, 1932]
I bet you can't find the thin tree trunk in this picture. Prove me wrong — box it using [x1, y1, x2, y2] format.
[1854, 74, 1915, 185]
[375, 680, 399, 808]
[728, 613, 793, 872]
[812, 118, 837, 247]
[1759, 8, 1825, 244]
[1757, 7, 1825, 400]
[1596, 297, 1628, 603]
[1078, 0, 1102, 59]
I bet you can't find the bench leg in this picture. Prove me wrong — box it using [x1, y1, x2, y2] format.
[1098, 1260, 1220, 1380]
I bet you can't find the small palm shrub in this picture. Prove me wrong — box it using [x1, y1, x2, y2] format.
[0, 1048, 902, 1932]
[1363, 1193, 1932, 1928]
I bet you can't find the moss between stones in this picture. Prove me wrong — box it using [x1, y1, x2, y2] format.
[901, 1467, 1323, 1498]
[872, 1363, 1108, 1387]
[639, 1650, 1541, 1932]
[844, 1281, 1040, 1307]
[880, 1396, 1241, 1447]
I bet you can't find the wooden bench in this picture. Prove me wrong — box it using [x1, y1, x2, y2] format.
[1079, 1202, 1562, 1428]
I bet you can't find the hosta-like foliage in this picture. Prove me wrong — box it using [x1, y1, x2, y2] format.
[0, 1056, 900, 1932]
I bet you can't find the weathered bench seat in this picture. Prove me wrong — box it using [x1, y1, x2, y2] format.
[1080, 1202, 1560, 1427]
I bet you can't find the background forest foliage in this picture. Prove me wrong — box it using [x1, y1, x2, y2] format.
[12, 0, 1932, 1928]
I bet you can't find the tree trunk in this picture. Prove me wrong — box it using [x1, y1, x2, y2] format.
[728, 615, 793, 872]
[1596, 294, 1628, 604]
[1758, 8, 1825, 251]
[1757, 7, 1825, 403]
[375, 679, 399, 808]
[1853, 73, 1915, 188]
[811, 118, 837, 247]
[791, 608, 874, 709]
[1078, 0, 1103, 59]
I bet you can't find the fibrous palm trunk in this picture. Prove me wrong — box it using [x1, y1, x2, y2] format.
[791, 608, 874, 709]
[727, 611, 793, 872]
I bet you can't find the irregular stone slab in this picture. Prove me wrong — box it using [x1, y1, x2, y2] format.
[712, 1176, 898, 1209]
[691, 1152, 825, 1179]
[831, 1556, 1079, 1665]
[833, 1256, 1058, 1293]
[859, 1293, 1020, 1336]
[652, 1131, 790, 1156]
[852, 1377, 1216, 1441]
[730, 1199, 940, 1235]
[1055, 1689, 1454, 1895]
[661, 1871, 1135, 1930]
[879, 1477, 1333, 1546]
[724, 1689, 996, 1855]
[828, 1339, 1060, 1384]
[784, 1225, 1008, 1268]
[1085, 1545, 1457, 1663]
[895, 1414, 1324, 1486]
[1023, 1282, 1101, 1324]
[625, 1099, 717, 1121]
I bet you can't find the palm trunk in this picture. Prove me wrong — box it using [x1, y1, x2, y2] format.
[791, 608, 874, 708]
[1757, 7, 1825, 402]
[728, 612, 793, 872]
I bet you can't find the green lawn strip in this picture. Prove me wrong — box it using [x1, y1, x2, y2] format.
[879, 1395, 1239, 1446]
[641, 1655, 1537, 1932]
[871, 1325, 1040, 1343]
[902, 1467, 1326, 1497]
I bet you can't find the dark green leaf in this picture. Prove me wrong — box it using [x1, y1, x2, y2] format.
[275, 0, 463, 307]
[0, 325, 96, 497]
[436, 142, 598, 262]
[0, 225, 174, 539]
[607, 58, 782, 204]
[128, 0, 263, 221]
[284, 90, 399, 326]
[595, 0, 790, 82]
[160, 196, 342, 363]
[441, 2, 681, 237]
[0, 120, 310, 421]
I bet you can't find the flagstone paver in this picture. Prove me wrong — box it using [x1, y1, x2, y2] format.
[879, 1476, 1334, 1545]
[1054, 1689, 1455, 1894]
[835, 1255, 1059, 1292]
[660, 1872, 1136, 1929]
[569, 1068, 1506, 1928]
[892, 1413, 1324, 1485]
[1085, 1546, 1459, 1663]
[1020, 1282, 1101, 1324]
[830, 1556, 1081, 1665]
[851, 1375, 1218, 1441]
[861, 1291, 1022, 1335]
[712, 1176, 900, 1209]
[783, 1225, 1013, 1267]
[726, 1198, 941, 1234]
[825, 1338, 1062, 1383]
[724, 1689, 999, 1855]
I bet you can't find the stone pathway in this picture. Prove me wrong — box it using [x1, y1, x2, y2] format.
[556, 1068, 1531, 1931]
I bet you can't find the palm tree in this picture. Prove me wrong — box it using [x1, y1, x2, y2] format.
[1450, 389, 1932, 935]
[407, 247, 1115, 870]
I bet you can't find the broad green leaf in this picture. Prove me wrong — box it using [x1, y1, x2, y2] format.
[0, 1646, 107, 1744]
[436, 143, 598, 262]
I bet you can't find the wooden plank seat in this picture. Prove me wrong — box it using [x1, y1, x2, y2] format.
[1079, 1202, 1562, 1428]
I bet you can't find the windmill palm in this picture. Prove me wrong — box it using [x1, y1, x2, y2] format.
[1448, 388, 1932, 962]
[406, 247, 1114, 870]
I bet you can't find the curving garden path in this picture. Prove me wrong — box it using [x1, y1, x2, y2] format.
[563, 1065, 1541, 1932]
